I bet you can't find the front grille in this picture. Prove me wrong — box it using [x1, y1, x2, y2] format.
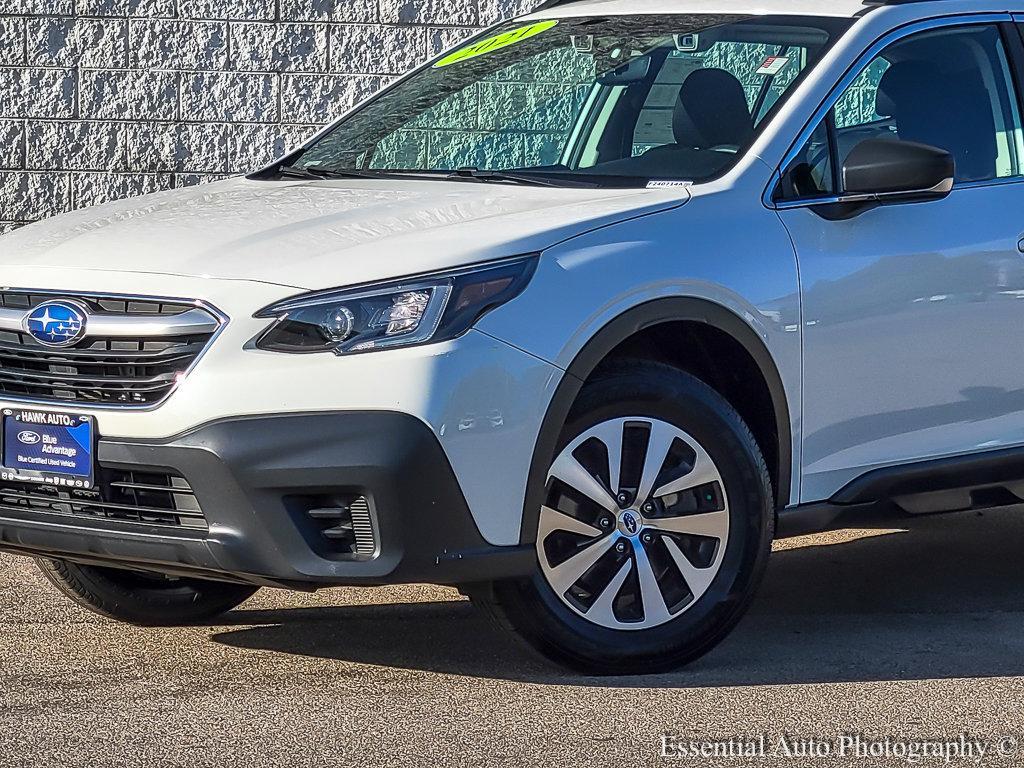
[0, 293, 201, 316]
[0, 291, 222, 407]
[0, 468, 207, 530]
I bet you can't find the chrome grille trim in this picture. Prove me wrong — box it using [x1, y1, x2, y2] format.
[0, 306, 221, 337]
[0, 289, 228, 410]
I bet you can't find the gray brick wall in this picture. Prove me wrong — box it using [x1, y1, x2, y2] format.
[0, 0, 538, 232]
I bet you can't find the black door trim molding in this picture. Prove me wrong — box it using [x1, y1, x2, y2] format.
[777, 444, 1024, 538]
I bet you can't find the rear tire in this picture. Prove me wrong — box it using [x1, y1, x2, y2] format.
[36, 558, 258, 626]
[477, 360, 774, 675]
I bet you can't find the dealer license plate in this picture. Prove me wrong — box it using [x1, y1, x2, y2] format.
[1, 408, 95, 488]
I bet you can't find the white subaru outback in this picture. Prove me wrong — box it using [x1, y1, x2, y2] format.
[2, 0, 1023, 674]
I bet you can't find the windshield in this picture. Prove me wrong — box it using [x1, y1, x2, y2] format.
[289, 14, 850, 187]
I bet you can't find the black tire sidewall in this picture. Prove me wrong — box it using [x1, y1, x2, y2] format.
[37, 558, 257, 626]
[497, 363, 774, 673]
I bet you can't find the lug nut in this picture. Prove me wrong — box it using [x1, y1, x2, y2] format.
[643, 502, 655, 514]
[616, 492, 630, 505]
[615, 541, 627, 554]
[599, 517, 612, 529]
[642, 532, 654, 544]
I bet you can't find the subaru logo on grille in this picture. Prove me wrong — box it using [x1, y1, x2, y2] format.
[24, 301, 87, 347]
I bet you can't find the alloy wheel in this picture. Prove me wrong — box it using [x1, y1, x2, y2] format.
[536, 417, 730, 630]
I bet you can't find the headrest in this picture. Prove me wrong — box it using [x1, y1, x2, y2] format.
[673, 68, 754, 149]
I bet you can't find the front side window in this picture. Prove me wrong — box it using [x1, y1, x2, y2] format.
[292, 15, 848, 187]
[779, 23, 1024, 200]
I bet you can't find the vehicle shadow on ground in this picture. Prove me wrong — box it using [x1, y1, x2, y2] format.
[211, 505, 1024, 687]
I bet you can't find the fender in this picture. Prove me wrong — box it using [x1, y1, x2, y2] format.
[517, 296, 793, 544]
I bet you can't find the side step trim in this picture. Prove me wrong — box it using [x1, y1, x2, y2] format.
[777, 445, 1024, 538]
[829, 445, 1024, 505]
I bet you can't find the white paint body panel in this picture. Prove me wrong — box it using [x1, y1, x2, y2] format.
[0, 177, 686, 289]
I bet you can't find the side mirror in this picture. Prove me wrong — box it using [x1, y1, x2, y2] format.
[844, 138, 954, 197]
[814, 138, 954, 220]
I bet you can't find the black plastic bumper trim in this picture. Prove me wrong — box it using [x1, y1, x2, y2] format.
[0, 411, 536, 588]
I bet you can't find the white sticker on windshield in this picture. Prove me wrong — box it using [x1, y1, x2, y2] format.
[756, 56, 790, 76]
[647, 180, 693, 189]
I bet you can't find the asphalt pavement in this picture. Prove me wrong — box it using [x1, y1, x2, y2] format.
[2, 505, 1023, 767]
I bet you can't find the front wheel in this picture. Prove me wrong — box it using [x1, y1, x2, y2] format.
[478, 361, 774, 674]
[37, 558, 258, 626]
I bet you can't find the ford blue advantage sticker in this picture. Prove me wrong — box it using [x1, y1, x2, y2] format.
[1, 409, 95, 488]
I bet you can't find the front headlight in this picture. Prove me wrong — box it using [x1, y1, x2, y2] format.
[253, 255, 538, 354]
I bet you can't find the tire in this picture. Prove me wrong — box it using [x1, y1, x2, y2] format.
[36, 558, 259, 626]
[477, 360, 774, 675]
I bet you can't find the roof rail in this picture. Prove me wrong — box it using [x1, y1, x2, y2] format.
[532, 0, 948, 16]
[861, 0, 951, 6]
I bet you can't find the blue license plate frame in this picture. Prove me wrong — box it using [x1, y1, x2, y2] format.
[0, 408, 96, 489]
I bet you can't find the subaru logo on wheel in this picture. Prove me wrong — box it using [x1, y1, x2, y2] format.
[24, 301, 87, 347]
[622, 511, 639, 535]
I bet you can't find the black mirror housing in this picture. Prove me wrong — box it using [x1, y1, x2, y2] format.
[808, 138, 954, 221]
[843, 138, 954, 197]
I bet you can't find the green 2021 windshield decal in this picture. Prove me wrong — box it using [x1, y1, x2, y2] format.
[434, 20, 559, 68]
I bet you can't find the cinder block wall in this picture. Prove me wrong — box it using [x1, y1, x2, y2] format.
[0, 0, 537, 233]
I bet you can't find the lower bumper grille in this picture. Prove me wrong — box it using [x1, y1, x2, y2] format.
[309, 496, 376, 556]
[294, 494, 377, 558]
[0, 468, 207, 530]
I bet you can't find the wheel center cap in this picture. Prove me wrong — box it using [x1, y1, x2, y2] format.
[617, 509, 642, 537]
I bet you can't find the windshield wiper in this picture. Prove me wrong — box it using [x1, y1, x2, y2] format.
[276, 164, 389, 181]
[277, 164, 600, 188]
[447, 168, 599, 189]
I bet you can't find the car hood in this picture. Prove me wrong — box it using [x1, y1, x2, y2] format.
[0, 177, 689, 290]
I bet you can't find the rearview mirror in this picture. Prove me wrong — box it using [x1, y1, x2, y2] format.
[813, 138, 954, 220]
[597, 55, 652, 85]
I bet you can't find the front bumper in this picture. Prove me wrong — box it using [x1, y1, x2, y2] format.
[0, 411, 535, 588]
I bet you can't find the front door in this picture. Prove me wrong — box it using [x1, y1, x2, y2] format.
[775, 20, 1024, 501]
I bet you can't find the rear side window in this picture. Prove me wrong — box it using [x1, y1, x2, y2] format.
[778, 23, 1024, 201]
